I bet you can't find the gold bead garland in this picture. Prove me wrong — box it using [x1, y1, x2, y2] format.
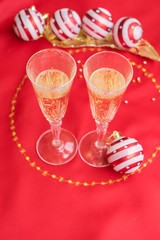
[9, 48, 160, 186]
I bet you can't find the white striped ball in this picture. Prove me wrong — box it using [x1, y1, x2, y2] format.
[82, 7, 113, 40]
[50, 8, 81, 41]
[113, 17, 143, 49]
[107, 136, 144, 174]
[13, 8, 45, 41]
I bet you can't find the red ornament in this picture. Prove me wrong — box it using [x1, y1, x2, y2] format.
[107, 135, 144, 174]
[50, 8, 81, 41]
[82, 7, 113, 40]
[13, 6, 45, 41]
[113, 17, 143, 49]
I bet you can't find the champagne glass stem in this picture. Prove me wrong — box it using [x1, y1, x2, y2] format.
[95, 121, 108, 148]
[50, 121, 62, 146]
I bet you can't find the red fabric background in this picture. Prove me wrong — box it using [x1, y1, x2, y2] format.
[1, 0, 160, 239]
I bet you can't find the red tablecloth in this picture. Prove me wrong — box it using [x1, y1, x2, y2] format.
[1, 0, 160, 239]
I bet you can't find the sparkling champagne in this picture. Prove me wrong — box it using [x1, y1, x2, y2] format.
[88, 68, 125, 124]
[35, 69, 70, 122]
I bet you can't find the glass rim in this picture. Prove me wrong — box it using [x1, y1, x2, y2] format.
[83, 51, 133, 94]
[26, 48, 77, 90]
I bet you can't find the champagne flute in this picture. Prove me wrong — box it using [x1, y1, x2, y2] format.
[79, 51, 133, 167]
[26, 49, 77, 165]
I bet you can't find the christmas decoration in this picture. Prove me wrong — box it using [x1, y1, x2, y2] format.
[113, 17, 143, 49]
[107, 132, 144, 174]
[49, 8, 81, 41]
[82, 7, 113, 40]
[13, 6, 160, 61]
[13, 6, 45, 41]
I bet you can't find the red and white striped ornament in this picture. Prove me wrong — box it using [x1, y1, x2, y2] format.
[50, 8, 81, 41]
[107, 135, 144, 174]
[82, 7, 113, 40]
[113, 17, 143, 49]
[13, 7, 45, 41]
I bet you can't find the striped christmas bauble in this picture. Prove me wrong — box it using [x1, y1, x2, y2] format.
[82, 7, 113, 40]
[113, 17, 143, 49]
[50, 8, 81, 41]
[107, 136, 144, 174]
[13, 7, 45, 41]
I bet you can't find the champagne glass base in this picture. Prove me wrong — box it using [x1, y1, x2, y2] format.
[79, 130, 113, 167]
[36, 129, 78, 165]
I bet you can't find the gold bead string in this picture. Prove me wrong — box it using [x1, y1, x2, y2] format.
[9, 48, 160, 187]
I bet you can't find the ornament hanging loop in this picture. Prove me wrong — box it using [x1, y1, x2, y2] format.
[105, 131, 121, 145]
[113, 131, 121, 140]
